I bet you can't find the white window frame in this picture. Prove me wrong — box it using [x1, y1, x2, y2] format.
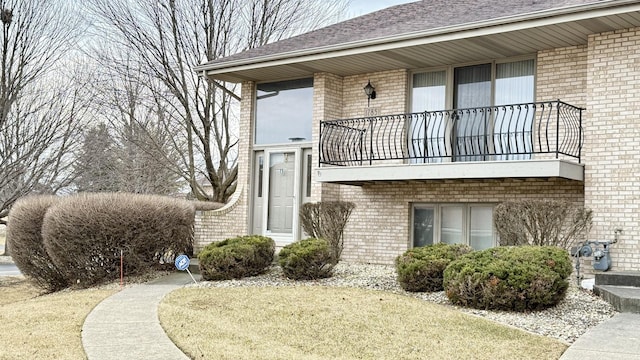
[408, 55, 537, 113]
[411, 203, 498, 250]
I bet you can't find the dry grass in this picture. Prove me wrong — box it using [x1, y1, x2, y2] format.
[0, 277, 116, 360]
[160, 286, 567, 360]
[0, 277, 43, 305]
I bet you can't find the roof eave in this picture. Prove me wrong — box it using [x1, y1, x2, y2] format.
[195, 0, 640, 79]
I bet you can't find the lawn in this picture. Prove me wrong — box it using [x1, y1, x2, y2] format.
[0, 277, 116, 360]
[160, 286, 567, 360]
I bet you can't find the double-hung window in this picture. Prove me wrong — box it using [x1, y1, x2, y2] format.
[412, 204, 496, 250]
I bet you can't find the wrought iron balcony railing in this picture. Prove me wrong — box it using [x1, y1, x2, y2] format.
[319, 100, 583, 166]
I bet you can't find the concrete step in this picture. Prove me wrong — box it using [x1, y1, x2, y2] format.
[593, 285, 640, 313]
[188, 258, 200, 274]
[596, 271, 640, 287]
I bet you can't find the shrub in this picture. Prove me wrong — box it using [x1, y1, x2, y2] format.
[42, 193, 195, 288]
[395, 243, 473, 292]
[494, 199, 592, 249]
[299, 201, 355, 263]
[6, 195, 69, 292]
[198, 235, 275, 281]
[279, 238, 335, 280]
[443, 246, 571, 312]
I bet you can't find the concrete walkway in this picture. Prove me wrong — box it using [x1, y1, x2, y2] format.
[82, 272, 195, 360]
[80, 269, 640, 360]
[560, 313, 640, 359]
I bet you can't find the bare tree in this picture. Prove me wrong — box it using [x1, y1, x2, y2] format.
[0, 73, 87, 224]
[86, 0, 346, 203]
[82, 58, 186, 195]
[0, 0, 85, 240]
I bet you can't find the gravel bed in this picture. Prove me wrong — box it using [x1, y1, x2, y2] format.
[192, 263, 617, 344]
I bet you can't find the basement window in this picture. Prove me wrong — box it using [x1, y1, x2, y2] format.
[412, 203, 496, 250]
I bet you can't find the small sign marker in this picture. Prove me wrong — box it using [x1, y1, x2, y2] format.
[174, 254, 197, 284]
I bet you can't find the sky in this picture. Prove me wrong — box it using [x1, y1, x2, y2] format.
[346, 0, 416, 17]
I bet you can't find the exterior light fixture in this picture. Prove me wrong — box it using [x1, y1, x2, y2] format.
[363, 80, 376, 106]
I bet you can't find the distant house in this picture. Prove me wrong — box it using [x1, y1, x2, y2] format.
[193, 0, 640, 270]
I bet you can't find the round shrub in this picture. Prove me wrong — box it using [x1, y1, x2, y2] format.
[279, 238, 334, 280]
[395, 243, 473, 292]
[7, 195, 68, 292]
[443, 246, 571, 312]
[198, 235, 275, 281]
[42, 193, 195, 288]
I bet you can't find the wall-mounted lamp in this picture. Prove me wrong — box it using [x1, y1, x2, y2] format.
[363, 80, 376, 106]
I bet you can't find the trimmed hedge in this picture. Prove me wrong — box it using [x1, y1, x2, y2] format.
[395, 243, 473, 292]
[6, 196, 68, 292]
[42, 193, 195, 288]
[198, 235, 275, 281]
[279, 238, 334, 280]
[443, 246, 572, 312]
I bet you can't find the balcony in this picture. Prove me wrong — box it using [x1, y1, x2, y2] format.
[317, 100, 584, 185]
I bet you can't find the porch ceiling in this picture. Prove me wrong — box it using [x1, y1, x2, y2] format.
[314, 160, 584, 186]
[204, 6, 640, 83]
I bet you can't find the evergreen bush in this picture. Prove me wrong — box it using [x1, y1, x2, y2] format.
[443, 246, 571, 311]
[395, 243, 473, 292]
[198, 235, 275, 281]
[279, 238, 334, 280]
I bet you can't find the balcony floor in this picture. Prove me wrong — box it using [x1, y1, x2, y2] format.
[315, 159, 584, 185]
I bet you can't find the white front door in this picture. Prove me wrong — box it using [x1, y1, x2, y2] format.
[258, 149, 302, 246]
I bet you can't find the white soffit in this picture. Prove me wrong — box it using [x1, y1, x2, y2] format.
[199, 2, 640, 82]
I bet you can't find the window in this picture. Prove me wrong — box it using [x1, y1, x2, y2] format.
[255, 78, 313, 145]
[411, 58, 535, 162]
[256, 155, 263, 198]
[413, 206, 435, 247]
[410, 71, 447, 162]
[412, 204, 497, 250]
[411, 71, 446, 113]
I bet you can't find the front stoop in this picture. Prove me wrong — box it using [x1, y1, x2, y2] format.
[188, 258, 200, 274]
[594, 272, 640, 313]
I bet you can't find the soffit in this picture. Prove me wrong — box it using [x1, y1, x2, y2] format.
[205, 10, 640, 83]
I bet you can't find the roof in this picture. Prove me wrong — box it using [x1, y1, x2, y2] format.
[196, 0, 640, 82]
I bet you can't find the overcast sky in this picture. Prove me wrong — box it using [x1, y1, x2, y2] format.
[346, 0, 416, 17]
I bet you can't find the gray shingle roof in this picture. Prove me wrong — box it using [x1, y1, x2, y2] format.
[202, 0, 606, 67]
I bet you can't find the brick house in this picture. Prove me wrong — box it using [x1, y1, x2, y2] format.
[193, 0, 640, 271]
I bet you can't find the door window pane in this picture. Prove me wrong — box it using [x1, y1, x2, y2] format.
[257, 155, 263, 198]
[441, 206, 464, 244]
[410, 71, 447, 162]
[413, 207, 435, 247]
[267, 152, 295, 233]
[256, 78, 313, 144]
[494, 59, 535, 159]
[470, 206, 494, 250]
[454, 64, 492, 161]
[454, 64, 491, 109]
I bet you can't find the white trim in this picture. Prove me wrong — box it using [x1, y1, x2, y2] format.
[315, 159, 584, 183]
[196, 1, 640, 75]
[261, 148, 302, 246]
[411, 203, 498, 249]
